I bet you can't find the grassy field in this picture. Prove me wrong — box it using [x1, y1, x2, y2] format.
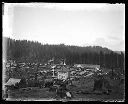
[5, 77, 124, 101]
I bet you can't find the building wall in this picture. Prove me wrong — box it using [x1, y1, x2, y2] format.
[58, 72, 69, 80]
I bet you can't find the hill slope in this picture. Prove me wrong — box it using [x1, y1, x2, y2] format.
[3, 37, 124, 69]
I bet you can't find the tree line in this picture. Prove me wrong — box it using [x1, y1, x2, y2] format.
[3, 37, 124, 69]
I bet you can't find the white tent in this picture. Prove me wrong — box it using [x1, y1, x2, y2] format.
[5, 78, 21, 86]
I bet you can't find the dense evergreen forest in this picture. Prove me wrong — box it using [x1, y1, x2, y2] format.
[3, 37, 124, 69]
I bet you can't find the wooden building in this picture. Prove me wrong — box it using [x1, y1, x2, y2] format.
[57, 66, 70, 80]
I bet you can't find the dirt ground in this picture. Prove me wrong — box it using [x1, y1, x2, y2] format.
[4, 77, 124, 101]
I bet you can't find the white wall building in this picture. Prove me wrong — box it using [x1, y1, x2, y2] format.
[57, 66, 70, 80]
[58, 72, 69, 80]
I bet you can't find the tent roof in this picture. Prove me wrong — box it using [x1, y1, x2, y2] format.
[5, 78, 21, 86]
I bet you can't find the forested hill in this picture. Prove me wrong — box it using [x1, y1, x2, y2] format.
[3, 37, 124, 69]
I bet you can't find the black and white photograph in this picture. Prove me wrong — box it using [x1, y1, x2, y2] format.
[2, 3, 125, 101]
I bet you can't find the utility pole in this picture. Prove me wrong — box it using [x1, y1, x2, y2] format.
[52, 68, 55, 77]
[64, 59, 66, 65]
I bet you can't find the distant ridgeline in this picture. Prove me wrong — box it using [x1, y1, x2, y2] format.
[3, 37, 124, 69]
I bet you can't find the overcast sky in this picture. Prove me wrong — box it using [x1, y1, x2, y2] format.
[3, 3, 125, 51]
